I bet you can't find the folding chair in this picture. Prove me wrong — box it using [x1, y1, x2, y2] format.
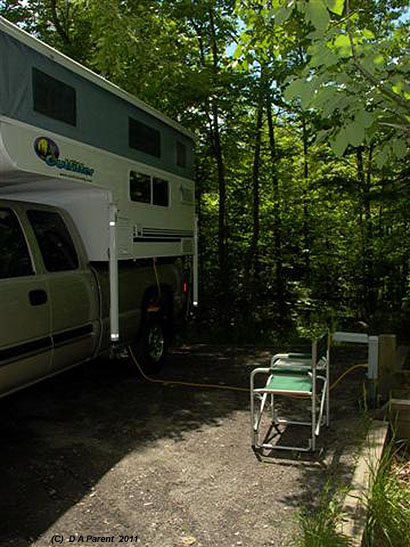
[250, 331, 330, 452]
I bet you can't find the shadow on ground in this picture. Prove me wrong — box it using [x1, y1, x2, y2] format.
[0, 343, 369, 546]
[0, 345, 265, 545]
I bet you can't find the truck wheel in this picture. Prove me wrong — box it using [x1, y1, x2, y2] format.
[130, 314, 168, 375]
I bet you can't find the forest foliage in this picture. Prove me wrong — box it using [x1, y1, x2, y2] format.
[1, 0, 409, 342]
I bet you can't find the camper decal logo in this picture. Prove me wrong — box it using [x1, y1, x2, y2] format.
[34, 136, 59, 162]
[34, 137, 95, 178]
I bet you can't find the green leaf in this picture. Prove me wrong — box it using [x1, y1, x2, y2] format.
[374, 54, 385, 66]
[306, 0, 330, 32]
[333, 34, 351, 58]
[355, 110, 375, 129]
[300, 80, 315, 108]
[308, 42, 338, 67]
[233, 45, 242, 59]
[296, 0, 307, 15]
[320, 48, 338, 67]
[283, 78, 305, 101]
[331, 128, 348, 156]
[374, 145, 389, 168]
[284, 78, 315, 108]
[274, 5, 293, 25]
[325, 0, 344, 16]
[391, 139, 407, 160]
[392, 79, 405, 97]
[362, 29, 375, 39]
[345, 120, 365, 147]
[361, 54, 377, 76]
[313, 87, 340, 117]
[316, 129, 331, 143]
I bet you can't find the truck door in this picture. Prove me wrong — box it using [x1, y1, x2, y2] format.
[0, 206, 51, 397]
[26, 208, 100, 372]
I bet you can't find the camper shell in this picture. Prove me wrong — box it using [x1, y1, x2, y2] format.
[0, 15, 195, 262]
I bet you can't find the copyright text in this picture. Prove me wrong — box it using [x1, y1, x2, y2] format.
[51, 535, 138, 544]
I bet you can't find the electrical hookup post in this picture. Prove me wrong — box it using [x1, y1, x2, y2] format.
[333, 331, 399, 407]
[333, 332, 380, 407]
[109, 201, 119, 344]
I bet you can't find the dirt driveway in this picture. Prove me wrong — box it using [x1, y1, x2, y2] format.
[0, 344, 368, 547]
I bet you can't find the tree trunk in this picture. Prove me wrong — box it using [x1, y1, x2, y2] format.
[267, 99, 285, 320]
[247, 102, 263, 283]
[208, 7, 228, 281]
[302, 116, 311, 278]
[190, 11, 227, 281]
[357, 147, 374, 318]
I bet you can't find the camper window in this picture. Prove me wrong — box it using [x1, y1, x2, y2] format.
[130, 172, 169, 207]
[130, 172, 151, 203]
[32, 68, 77, 126]
[129, 118, 161, 157]
[153, 177, 169, 207]
[176, 141, 186, 168]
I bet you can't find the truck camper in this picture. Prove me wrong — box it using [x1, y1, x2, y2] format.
[0, 16, 198, 397]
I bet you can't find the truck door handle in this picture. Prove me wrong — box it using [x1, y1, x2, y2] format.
[29, 289, 48, 306]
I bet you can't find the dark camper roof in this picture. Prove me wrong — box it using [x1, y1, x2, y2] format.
[0, 17, 194, 179]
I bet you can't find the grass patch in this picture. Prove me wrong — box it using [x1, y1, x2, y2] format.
[291, 484, 351, 547]
[363, 438, 410, 547]
[292, 434, 410, 547]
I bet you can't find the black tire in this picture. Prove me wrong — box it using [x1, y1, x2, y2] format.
[130, 314, 168, 375]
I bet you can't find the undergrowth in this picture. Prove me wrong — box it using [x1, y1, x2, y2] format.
[291, 484, 350, 547]
[363, 437, 410, 547]
[292, 436, 410, 547]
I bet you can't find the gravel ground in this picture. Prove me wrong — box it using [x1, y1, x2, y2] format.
[0, 344, 369, 547]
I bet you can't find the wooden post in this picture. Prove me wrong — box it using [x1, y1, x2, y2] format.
[378, 334, 396, 402]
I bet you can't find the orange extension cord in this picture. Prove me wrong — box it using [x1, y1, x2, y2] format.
[127, 345, 369, 396]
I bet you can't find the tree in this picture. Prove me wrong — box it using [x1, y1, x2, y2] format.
[2, 0, 410, 340]
[278, 0, 410, 162]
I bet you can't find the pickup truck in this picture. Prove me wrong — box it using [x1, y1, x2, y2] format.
[0, 198, 188, 398]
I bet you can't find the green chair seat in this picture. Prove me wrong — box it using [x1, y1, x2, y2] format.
[262, 374, 312, 394]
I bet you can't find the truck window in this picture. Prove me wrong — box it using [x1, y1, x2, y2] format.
[27, 210, 79, 272]
[0, 208, 34, 278]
